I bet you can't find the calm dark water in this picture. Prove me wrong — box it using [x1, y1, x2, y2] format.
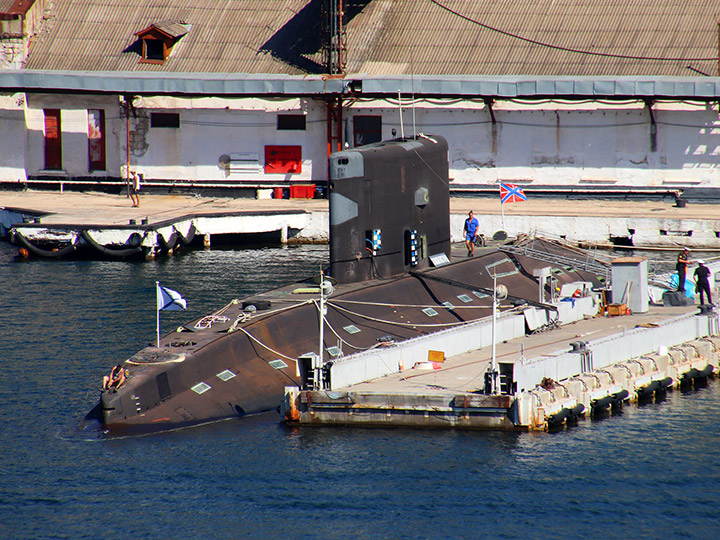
[1, 242, 719, 540]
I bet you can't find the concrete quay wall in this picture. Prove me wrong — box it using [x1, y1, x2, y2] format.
[450, 212, 720, 249]
[3, 208, 329, 257]
[6, 191, 720, 255]
[513, 311, 715, 392]
[515, 336, 720, 430]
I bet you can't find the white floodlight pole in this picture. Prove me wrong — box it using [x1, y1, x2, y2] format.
[398, 89, 405, 139]
[491, 272, 499, 395]
[317, 271, 327, 390]
[156, 281, 161, 348]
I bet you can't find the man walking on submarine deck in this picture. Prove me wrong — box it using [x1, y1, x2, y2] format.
[464, 210, 479, 257]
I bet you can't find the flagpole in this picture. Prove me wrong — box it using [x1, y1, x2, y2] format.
[500, 183, 505, 229]
[156, 281, 161, 348]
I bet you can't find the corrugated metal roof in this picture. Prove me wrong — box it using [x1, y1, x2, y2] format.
[143, 22, 191, 39]
[349, 0, 719, 77]
[19, 0, 720, 78]
[24, 0, 310, 74]
[0, 0, 17, 13]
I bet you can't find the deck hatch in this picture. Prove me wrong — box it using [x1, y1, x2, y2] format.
[326, 346, 342, 358]
[485, 259, 519, 278]
[269, 359, 288, 369]
[457, 294, 473, 303]
[473, 291, 489, 299]
[422, 307, 438, 317]
[191, 382, 211, 394]
[442, 301, 455, 310]
[343, 325, 361, 334]
[217, 369, 236, 381]
[156, 372, 171, 401]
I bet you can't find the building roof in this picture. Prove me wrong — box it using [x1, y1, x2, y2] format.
[0, 0, 16, 13]
[20, 0, 720, 77]
[135, 22, 191, 40]
[3, 71, 719, 101]
[342, 0, 719, 77]
[24, 0, 310, 73]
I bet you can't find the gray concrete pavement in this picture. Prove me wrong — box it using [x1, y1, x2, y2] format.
[341, 304, 696, 396]
[1, 188, 717, 227]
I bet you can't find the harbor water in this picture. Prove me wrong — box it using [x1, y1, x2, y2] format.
[0, 242, 719, 540]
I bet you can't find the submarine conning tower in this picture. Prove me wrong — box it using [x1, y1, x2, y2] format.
[328, 135, 451, 284]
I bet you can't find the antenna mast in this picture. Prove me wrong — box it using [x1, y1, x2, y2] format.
[322, 0, 347, 75]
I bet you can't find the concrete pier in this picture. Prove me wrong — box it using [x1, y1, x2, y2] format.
[0, 190, 329, 257]
[4, 190, 720, 258]
[283, 304, 720, 431]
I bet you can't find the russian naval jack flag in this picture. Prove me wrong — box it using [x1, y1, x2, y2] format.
[156, 282, 187, 347]
[499, 183, 527, 204]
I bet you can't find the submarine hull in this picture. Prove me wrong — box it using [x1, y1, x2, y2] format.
[85, 136, 606, 435]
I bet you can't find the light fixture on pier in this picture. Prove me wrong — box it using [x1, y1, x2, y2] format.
[313, 271, 336, 390]
[489, 274, 508, 395]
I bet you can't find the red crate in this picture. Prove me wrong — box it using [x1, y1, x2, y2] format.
[290, 184, 315, 198]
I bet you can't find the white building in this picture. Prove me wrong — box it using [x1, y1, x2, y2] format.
[1, 1, 720, 196]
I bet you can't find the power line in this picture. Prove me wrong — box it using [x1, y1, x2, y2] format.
[428, 0, 717, 63]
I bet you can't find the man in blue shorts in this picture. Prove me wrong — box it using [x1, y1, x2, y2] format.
[463, 210, 479, 257]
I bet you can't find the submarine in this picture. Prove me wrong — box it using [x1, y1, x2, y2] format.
[83, 135, 605, 435]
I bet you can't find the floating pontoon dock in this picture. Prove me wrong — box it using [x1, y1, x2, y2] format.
[283, 304, 720, 431]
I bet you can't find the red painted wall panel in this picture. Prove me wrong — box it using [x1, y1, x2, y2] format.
[264, 145, 302, 174]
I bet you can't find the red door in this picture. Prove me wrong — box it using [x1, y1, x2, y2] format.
[44, 109, 62, 170]
[88, 109, 106, 171]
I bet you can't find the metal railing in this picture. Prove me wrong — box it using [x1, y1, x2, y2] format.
[499, 232, 611, 282]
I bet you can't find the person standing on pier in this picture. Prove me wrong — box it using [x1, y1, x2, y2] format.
[694, 260, 713, 306]
[463, 210, 479, 257]
[676, 247, 690, 292]
[130, 171, 141, 208]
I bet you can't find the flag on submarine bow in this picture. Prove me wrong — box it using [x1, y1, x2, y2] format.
[157, 284, 187, 311]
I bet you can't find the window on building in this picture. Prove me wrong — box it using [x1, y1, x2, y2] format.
[43, 109, 62, 170]
[134, 22, 190, 64]
[277, 114, 306, 130]
[353, 115, 382, 147]
[151, 112, 180, 128]
[144, 39, 165, 61]
[88, 109, 106, 171]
